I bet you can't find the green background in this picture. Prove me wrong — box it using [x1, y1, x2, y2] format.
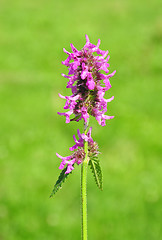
[0, 0, 162, 239]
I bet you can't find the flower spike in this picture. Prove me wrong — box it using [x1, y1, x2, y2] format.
[56, 128, 99, 174]
[58, 35, 116, 126]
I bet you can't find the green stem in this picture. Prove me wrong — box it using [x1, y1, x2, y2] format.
[81, 119, 89, 240]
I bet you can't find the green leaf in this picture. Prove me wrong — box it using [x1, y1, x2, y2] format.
[88, 157, 103, 190]
[50, 167, 72, 197]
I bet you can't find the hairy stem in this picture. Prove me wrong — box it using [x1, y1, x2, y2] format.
[81, 119, 89, 240]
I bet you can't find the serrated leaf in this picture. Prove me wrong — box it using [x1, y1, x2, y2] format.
[89, 157, 103, 190]
[50, 167, 72, 197]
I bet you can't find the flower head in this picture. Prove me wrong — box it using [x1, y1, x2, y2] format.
[58, 35, 116, 126]
[56, 127, 99, 174]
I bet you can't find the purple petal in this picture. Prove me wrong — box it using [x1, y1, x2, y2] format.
[77, 129, 82, 139]
[56, 153, 72, 161]
[77, 159, 82, 165]
[62, 56, 71, 66]
[61, 73, 71, 79]
[57, 110, 73, 123]
[81, 133, 89, 141]
[86, 72, 95, 90]
[85, 34, 90, 44]
[68, 67, 74, 75]
[105, 96, 114, 102]
[69, 144, 78, 151]
[81, 63, 88, 80]
[107, 70, 116, 78]
[58, 93, 66, 99]
[65, 164, 74, 174]
[103, 115, 114, 120]
[103, 79, 112, 90]
[59, 161, 67, 170]
[72, 134, 78, 142]
[70, 43, 78, 53]
[63, 48, 71, 55]
[92, 39, 101, 52]
[81, 107, 89, 123]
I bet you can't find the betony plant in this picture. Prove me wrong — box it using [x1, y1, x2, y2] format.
[50, 35, 116, 240]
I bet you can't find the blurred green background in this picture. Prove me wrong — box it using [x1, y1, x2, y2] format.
[0, 0, 162, 239]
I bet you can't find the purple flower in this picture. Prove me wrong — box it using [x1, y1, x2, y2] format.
[57, 110, 73, 123]
[56, 127, 98, 174]
[58, 35, 116, 126]
[86, 72, 95, 90]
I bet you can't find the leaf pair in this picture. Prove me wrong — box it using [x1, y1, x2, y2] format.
[50, 157, 103, 197]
